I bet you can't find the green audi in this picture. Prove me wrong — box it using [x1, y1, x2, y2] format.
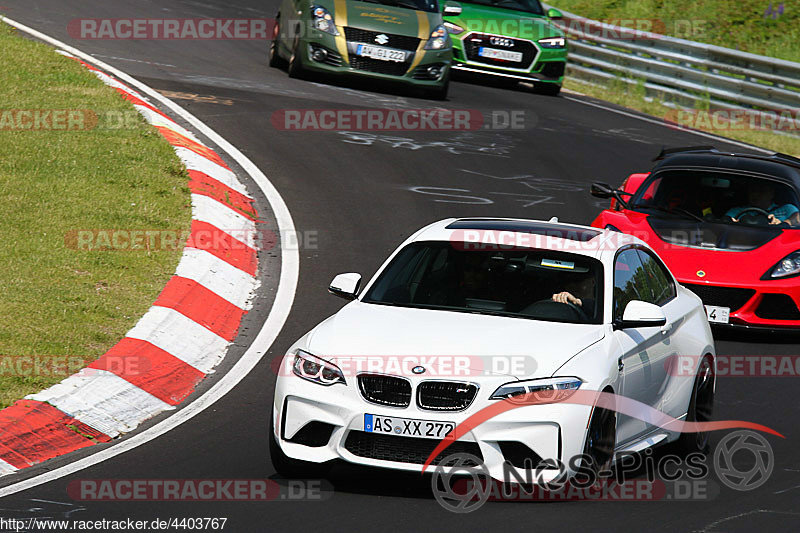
[441, 0, 567, 95]
[269, 0, 453, 99]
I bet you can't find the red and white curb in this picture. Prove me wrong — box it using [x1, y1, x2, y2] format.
[0, 52, 259, 475]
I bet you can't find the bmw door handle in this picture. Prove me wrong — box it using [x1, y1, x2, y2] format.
[618, 357, 624, 372]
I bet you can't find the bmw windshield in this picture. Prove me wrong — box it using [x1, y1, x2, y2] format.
[362, 242, 604, 324]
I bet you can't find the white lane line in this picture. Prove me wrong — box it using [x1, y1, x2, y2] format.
[175, 248, 257, 310]
[27, 369, 174, 439]
[191, 193, 257, 248]
[0, 17, 299, 497]
[126, 306, 230, 373]
[563, 95, 774, 154]
[174, 147, 251, 197]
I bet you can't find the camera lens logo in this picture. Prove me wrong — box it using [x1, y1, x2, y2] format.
[431, 453, 491, 513]
[713, 430, 774, 491]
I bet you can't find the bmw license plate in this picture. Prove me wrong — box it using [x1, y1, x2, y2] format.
[356, 44, 406, 62]
[478, 47, 523, 62]
[364, 414, 455, 440]
[705, 305, 730, 324]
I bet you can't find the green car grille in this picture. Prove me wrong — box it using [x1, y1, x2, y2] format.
[463, 33, 537, 69]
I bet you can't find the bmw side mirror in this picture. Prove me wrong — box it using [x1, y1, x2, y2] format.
[614, 300, 667, 330]
[329, 273, 362, 300]
[547, 7, 563, 19]
[443, 2, 462, 16]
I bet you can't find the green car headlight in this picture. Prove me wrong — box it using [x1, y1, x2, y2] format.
[538, 36, 566, 49]
[424, 24, 451, 50]
[443, 22, 464, 35]
[311, 5, 339, 36]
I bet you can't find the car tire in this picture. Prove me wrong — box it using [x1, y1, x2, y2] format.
[677, 355, 714, 455]
[269, 413, 331, 478]
[582, 399, 616, 477]
[425, 77, 449, 101]
[287, 34, 306, 79]
[268, 17, 286, 68]
[535, 83, 561, 96]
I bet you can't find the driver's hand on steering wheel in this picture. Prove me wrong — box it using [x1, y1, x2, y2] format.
[552, 291, 582, 307]
[768, 214, 784, 225]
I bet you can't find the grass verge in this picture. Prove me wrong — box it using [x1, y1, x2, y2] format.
[552, 0, 800, 63]
[0, 23, 191, 407]
[562, 77, 800, 157]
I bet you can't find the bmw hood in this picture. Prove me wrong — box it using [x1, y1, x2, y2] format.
[305, 300, 605, 379]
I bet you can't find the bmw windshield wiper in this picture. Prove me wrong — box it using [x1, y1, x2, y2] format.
[635, 204, 704, 222]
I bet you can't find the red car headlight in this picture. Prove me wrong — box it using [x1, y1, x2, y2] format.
[766, 251, 800, 279]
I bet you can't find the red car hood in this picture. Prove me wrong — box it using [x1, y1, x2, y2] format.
[594, 210, 800, 285]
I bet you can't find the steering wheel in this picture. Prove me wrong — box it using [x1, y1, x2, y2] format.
[561, 300, 589, 321]
[733, 207, 770, 225]
[524, 299, 589, 322]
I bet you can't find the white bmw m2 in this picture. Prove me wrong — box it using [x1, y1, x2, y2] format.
[271, 218, 715, 482]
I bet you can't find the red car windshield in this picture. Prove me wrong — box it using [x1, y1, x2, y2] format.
[632, 170, 800, 228]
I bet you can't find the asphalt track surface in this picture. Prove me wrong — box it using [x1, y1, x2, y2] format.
[2, 1, 800, 531]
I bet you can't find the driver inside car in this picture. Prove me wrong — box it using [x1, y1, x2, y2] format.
[551, 272, 595, 316]
[726, 180, 800, 226]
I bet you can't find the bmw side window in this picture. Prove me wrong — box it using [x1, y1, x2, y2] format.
[636, 250, 676, 306]
[613, 249, 645, 321]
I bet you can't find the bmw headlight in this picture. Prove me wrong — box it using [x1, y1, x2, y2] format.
[490, 377, 582, 401]
[292, 349, 346, 385]
[311, 5, 339, 35]
[443, 22, 464, 35]
[424, 24, 451, 50]
[766, 251, 800, 279]
[538, 36, 566, 49]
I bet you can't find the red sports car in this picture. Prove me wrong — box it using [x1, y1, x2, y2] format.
[590, 146, 800, 329]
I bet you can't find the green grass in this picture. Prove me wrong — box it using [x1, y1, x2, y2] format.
[552, 0, 800, 63]
[563, 76, 800, 156]
[0, 23, 191, 407]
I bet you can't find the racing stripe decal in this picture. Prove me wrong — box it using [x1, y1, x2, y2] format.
[407, 11, 431, 75]
[334, 0, 350, 64]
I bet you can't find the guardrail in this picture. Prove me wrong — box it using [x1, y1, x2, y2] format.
[544, 3, 800, 136]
